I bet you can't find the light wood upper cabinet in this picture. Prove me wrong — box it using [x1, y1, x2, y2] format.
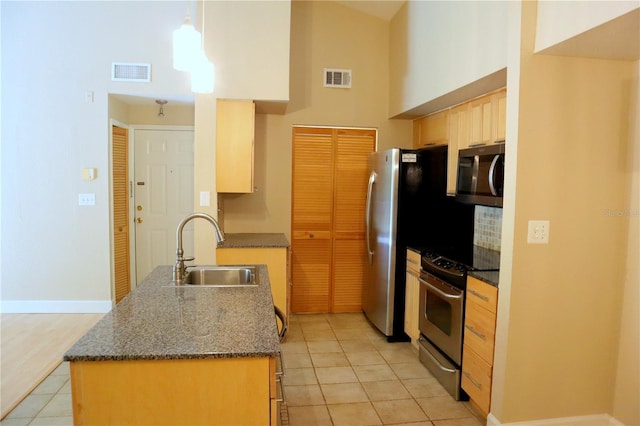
[464, 89, 507, 149]
[216, 99, 255, 193]
[413, 109, 449, 149]
[447, 103, 470, 195]
[492, 89, 507, 144]
[467, 94, 493, 148]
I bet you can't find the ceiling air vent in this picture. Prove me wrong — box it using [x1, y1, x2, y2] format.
[324, 68, 352, 88]
[112, 62, 151, 82]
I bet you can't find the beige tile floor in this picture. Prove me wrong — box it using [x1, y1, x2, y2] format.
[282, 312, 484, 426]
[0, 362, 72, 426]
[1, 312, 484, 426]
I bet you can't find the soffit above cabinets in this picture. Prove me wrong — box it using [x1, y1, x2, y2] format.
[536, 8, 640, 61]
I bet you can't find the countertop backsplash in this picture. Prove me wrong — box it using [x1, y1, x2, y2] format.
[474, 206, 502, 252]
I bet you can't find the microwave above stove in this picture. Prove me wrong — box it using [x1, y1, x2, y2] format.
[456, 143, 505, 207]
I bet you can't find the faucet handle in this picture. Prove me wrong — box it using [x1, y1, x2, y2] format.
[183, 256, 195, 263]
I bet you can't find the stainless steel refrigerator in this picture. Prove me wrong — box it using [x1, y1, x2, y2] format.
[363, 147, 471, 341]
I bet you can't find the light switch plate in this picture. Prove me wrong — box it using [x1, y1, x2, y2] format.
[199, 191, 211, 207]
[78, 193, 95, 206]
[527, 220, 550, 244]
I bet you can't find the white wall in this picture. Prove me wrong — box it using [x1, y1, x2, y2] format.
[204, 0, 290, 102]
[1, 1, 192, 312]
[536, 0, 639, 53]
[388, 0, 508, 117]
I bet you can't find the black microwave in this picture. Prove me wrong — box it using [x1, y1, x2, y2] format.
[456, 144, 505, 207]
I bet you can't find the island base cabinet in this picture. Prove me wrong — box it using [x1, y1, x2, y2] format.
[70, 357, 274, 425]
[217, 247, 289, 319]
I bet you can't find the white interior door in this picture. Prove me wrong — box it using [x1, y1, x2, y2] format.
[134, 129, 194, 283]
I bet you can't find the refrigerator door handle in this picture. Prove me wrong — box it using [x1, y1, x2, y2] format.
[365, 171, 376, 264]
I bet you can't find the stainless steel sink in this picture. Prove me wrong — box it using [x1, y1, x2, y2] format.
[181, 266, 258, 287]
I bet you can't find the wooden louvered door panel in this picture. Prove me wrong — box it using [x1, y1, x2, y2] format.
[112, 126, 131, 303]
[291, 128, 334, 313]
[332, 129, 375, 312]
[291, 127, 375, 313]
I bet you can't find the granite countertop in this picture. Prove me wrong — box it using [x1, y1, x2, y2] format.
[217, 233, 290, 249]
[63, 265, 280, 362]
[468, 270, 500, 287]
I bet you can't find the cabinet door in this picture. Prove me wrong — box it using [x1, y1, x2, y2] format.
[413, 110, 449, 148]
[492, 89, 507, 144]
[468, 94, 493, 147]
[404, 249, 421, 345]
[216, 99, 255, 193]
[467, 276, 498, 314]
[462, 344, 492, 415]
[447, 103, 469, 195]
[404, 271, 420, 345]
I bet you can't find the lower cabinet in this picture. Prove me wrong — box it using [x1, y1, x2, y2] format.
[217, 247, 290, 319]
[70, 357, 276, 425]
[461, 275, 498, 416]
[404, 249, 421, 346]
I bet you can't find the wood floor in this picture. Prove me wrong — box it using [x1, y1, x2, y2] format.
[0, 313, 103, 419]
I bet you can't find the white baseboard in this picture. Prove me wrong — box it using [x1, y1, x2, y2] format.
[1, 300, 113, 313]
[488, 413, 623, 426]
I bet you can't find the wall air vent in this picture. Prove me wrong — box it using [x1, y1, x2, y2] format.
[324, 68, 352, 88]
[112, 63, 151, 82]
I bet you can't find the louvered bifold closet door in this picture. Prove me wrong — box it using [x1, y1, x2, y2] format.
[291, 127, 376, 313]
[291, 127, 334, 313]
[112, 126, 131, 303]
[332, 129, 375, 312]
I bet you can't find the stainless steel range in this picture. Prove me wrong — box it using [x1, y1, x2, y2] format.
[417, 247, 499, 400]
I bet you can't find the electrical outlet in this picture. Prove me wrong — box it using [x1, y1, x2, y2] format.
[527, 220, 550, 244]
[78, 193, 96, 206]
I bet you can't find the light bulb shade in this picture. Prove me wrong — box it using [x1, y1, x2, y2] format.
[173, 20, 201, 71]
[191, 51, 215, 93]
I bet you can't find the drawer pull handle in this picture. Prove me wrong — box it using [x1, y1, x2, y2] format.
[468, 289, 489, 301]
[465, 324, 486, 340]
[463, 371, 482, 389]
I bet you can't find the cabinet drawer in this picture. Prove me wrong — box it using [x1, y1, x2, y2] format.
[466, 276, 498, 314]
[464, 299, 496, 364]
[406, 249, 421, 275]
[462, 344, 492, 415]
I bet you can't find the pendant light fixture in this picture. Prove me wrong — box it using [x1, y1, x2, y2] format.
[173, 5, 201, 72]
[191, 0, 214, 93]
[156, 99, 168, 117]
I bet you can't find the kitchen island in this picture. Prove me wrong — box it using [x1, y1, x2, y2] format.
[217, 232, 291, 319]
[63, 265, 281, 425]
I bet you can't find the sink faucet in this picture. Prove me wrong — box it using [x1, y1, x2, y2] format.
[173, 212, 225, 285]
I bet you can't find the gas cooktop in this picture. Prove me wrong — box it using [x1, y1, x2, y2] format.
[419, 245, 500, 285]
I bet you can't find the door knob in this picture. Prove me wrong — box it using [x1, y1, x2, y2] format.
[136, 217, 143, 224]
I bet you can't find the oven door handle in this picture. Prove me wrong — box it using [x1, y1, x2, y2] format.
[418, 337, 457, 373]
[418, 276, 463, 300]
